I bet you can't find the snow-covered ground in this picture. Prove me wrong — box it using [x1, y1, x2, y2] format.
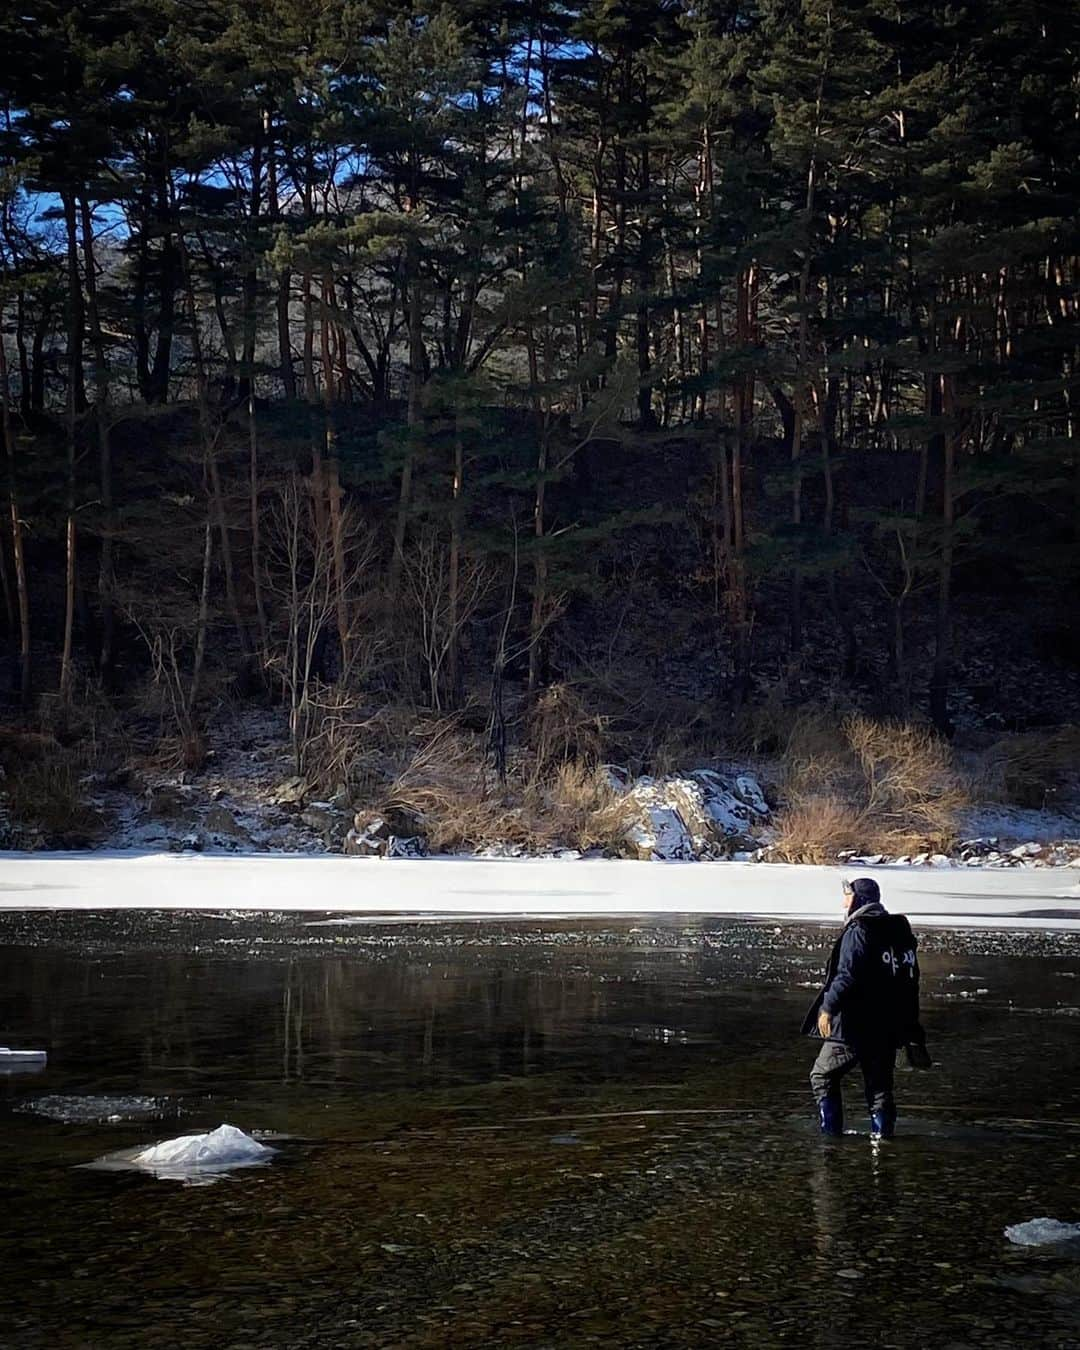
[1, 853, 1078, 930]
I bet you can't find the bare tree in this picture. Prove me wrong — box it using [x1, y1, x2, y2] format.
[127, 518, 214, 768]
[264, 475, 377, 781]
[402, 525, 492, 711]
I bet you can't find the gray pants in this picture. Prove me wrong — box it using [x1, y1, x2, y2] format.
[810, 1040, 896, 1118]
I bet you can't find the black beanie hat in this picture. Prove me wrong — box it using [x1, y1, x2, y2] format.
[850, 877, 880, 910]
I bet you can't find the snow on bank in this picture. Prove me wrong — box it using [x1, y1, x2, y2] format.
[1, 853, 1079, 930]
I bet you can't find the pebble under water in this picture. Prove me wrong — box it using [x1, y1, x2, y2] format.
[0, 911, 1078, 1348]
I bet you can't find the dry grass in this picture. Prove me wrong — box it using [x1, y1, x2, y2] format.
[528, 683, 606, 775]
[846, 715, 965, 841]
[0, 731, 104, 848]
[541, 760, 626, 851]
[771, 794, 865, 865]
[972, 726, 1080, 809]
[380, 715, 527, 851]
[771, 714, 966, 862]
[371, 705, 631, 854]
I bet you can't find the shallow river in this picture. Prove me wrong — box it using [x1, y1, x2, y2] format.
[1, 912, 1078, 1348]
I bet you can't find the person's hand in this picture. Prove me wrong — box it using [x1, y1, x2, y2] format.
[818, 1009, 832, 1039]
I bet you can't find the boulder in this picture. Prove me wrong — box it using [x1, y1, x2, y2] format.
[169, 831, 204, 852]
[271, 776, 309, 807]
[351, 809, 392, 839]
[343, 822, 428, 858]
[620, 802, 697, 861]
[204, 805, 250, 840]
[147, 785, 195, 822]
[690, 769, 770, 833]
[387, 835, 428, 859]
[958, 837, 999, 861]
[359, 804, 423, 838]
[613, 770, 771, 861]
[301, 802, 349, 847]
[344, 815, 390, 856]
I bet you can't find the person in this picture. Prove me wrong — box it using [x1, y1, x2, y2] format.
[802, 876, 928, 1139]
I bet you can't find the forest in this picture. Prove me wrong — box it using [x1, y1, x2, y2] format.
[1, 0, 1078, 853]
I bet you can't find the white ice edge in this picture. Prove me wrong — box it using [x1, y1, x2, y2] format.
[1, 854, 1078, 931]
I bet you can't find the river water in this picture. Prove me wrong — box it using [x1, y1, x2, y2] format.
[1, 911, 1078, 1348]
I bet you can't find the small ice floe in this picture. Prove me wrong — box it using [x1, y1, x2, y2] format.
[1004, 1218, 1080, 1247]
[0, 1048, 47, 1076]
[85, 1123, 275, 1183]
[17, 1094, 176, 1125]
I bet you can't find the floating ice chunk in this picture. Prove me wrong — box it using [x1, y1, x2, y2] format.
[131, 1123, 272, 1169]
[18, 1094, 176, 1124]
[0, 1047, 47, 1076]
[1004, 1218, 1080, 1246]
[88, 1123, 275, 1182]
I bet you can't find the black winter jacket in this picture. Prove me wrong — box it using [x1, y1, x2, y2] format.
[801, 902, 925, 1051]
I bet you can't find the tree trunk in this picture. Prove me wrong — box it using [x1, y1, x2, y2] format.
[528, 440, 549, 695]
[80, 196, 116, 679]
[731, 393, 750, 700]
[30, 307, 47, 413]
[149, 155, 177, 405]
[606, 140, 627, 365]
[15, 291, 30, 419]
[190, 516, 213, 710]
[528, 327, 554, 693]
[59, 191, 83, 702]
[265, 113, 296, 399]
[240, 123, 262, 403]
[930, 372, 957, 735]
[248, 387, 268, 660]
[446, 414, 464, 705]
[789, 33, 829, 658]
[0, 305, 31, 706]
[133, 181, 152, 400]
[389, 232, 423, 601]
[0, 517, 13, 633]
[180, 233, 248, 658]
[322, 277, 350, 666]
[693, 128, 713, 423]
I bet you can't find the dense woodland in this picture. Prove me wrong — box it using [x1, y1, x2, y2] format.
[1, 0, 1079, 791]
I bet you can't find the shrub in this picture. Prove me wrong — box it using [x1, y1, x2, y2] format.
[542, 760, 623, 851]
[845, 715, 966, 843]
[375, 713, 628, 854]
[771, 794, 866, 865]
[379, 716, 519, 851]
[771, 714, 965, 862]
[3, 751, 103, 848]
[973, 726, 1080, 809]
[528, 683, 606, 774]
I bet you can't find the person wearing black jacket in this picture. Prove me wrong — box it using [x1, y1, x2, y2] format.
[802, 876, 928, 1139]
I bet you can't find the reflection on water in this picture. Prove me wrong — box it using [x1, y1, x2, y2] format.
[0, 912, 1078, 1348]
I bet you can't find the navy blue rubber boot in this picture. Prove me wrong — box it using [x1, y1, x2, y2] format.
[870, 1109, 896, 1140]
[818, 1097, 844, 1137]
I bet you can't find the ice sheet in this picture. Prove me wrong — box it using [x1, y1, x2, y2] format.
[1, 854, 1078, 930]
